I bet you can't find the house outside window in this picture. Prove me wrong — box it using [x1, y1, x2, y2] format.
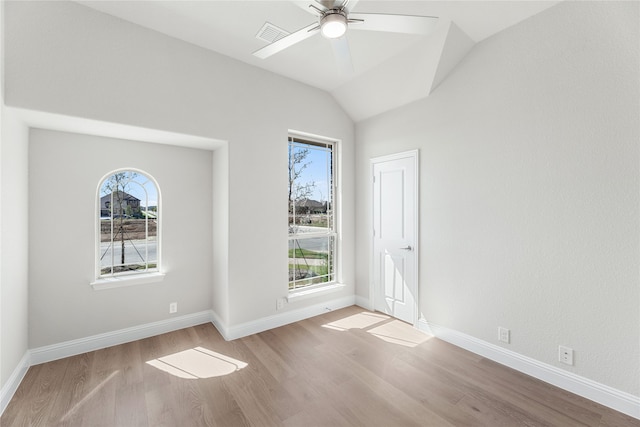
[97, 170, 160, 278]
[100, 191, 140, 218]
[288, 134, 337, 291]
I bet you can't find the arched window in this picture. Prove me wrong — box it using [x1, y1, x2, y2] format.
[97, 169, 160, 280]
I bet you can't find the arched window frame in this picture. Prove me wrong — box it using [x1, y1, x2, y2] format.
[91, 168, 164, 290]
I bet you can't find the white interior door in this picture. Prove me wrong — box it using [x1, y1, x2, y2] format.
[372, 151, 418, 324]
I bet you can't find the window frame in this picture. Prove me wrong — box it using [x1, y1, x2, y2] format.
[91, 168, 164, 290]
[288, 131, 340, 294]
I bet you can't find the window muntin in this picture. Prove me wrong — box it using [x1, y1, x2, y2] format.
[288, 136, 336, 290]
[98, 170, 159, 278]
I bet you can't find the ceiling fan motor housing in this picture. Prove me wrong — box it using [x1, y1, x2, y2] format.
[320, 9, 348, 39]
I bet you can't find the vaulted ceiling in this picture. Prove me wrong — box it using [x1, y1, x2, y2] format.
[78, 1, 559, 121]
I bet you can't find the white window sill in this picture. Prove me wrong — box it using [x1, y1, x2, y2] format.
[90, 272, 165, 290]
[287, 282, 346, 302]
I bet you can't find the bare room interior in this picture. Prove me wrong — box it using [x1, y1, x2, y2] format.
[1, 0, 638, 425]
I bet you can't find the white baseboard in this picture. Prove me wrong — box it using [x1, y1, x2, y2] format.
[0, 351, 30, 416]
[418, 320, 640, 420]
[209, 309, 228, 339]
[220, 295, 356, 341]
[30, 310, 213, 365]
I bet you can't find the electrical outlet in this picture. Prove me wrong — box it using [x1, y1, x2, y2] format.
[498, 327, 510, 343]
[559, 345, 574, 365]
[169, 302, 177, 314]
[276, 297, 287, 311]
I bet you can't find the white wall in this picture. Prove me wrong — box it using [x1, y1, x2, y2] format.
[355, 1, 639, 396]
[28, 129, 213, 347]
[1, 0, 31, 392]
[211, 142, 229, 325]
[0, 108, 29, 391]
[3, 0, 354, 344]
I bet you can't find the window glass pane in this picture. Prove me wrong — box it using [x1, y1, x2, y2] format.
[288, 140, 333, 235]
[288, 235, 335, 290]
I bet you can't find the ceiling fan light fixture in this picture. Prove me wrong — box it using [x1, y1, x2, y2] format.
[320, 11, 347, 39]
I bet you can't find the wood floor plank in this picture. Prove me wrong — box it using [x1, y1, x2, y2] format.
[197, 376, 249, 426]
[419, 343, 603, 426]
[2, 358, 69, 427]
[599, 407, 640, 427]
[145, 384, 182, 427]
[29, 358, 72, 427]
[225, 339, 308, 424]
[114, 381, 149, 427]
[49, 352, 92, 427]
[456, 393, 551, 427]
[281, 400, 352, 427]
[474, 358, 603, 426]
[399, 343, 595, 426]
[241, 333, 297, 383]
[83, 343, 138, 427]
[2, 306, 638, 427]
[223, 376, 284, 426]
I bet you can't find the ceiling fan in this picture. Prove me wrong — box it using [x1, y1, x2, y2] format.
[252, 0, 438, 72]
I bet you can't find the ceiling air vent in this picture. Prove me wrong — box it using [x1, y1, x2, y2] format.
[256, 22, 290, 44]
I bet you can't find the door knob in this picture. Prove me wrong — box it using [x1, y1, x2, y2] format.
[400, 245, 412, 251]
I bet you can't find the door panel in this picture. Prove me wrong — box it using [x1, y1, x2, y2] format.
[383, 253, 405, 302]
[372, 151, 418, 324]
[380, 169, 404, 240]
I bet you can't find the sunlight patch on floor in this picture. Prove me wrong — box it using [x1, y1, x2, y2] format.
[367, 319, 432, 347]
[322, 311, 432, 348]
[146, 346, 247, 379]
[322, 311, 390, 331]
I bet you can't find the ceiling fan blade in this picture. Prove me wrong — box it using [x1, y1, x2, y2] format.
[343, 0, 360, 13]
[317, 0, 342, 10]
[253, 23, 319, 59]
[330, 37, 354, 74]
[348, 13, 438, 36]
[291, 1, 329, 16]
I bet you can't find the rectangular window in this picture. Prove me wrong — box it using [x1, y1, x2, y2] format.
[288, 134, 337, 291]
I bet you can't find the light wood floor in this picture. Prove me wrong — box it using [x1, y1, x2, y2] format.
[2, 306, 638, 426]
